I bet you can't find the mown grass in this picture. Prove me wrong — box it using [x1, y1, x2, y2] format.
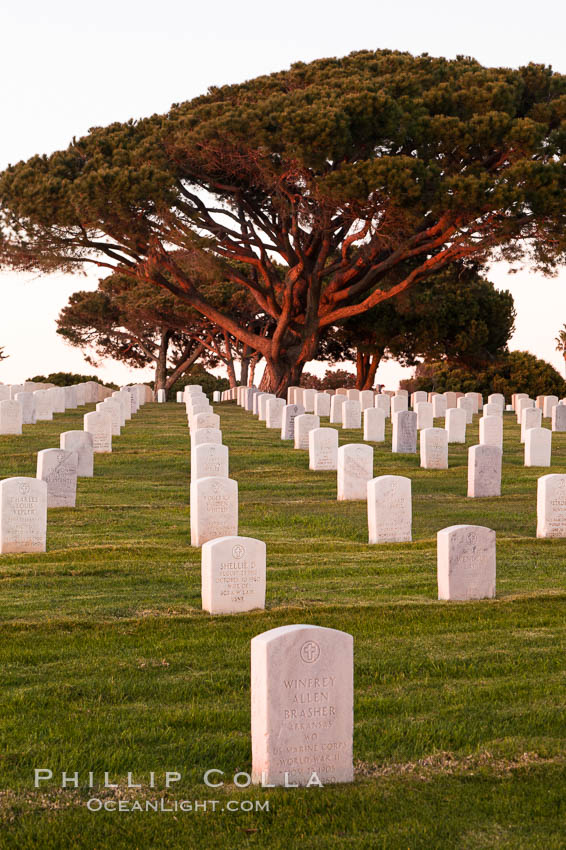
[0, 402, 565, 849]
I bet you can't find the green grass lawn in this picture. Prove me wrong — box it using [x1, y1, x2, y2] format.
[0, 402, 564, 849]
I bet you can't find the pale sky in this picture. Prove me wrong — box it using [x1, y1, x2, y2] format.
[1, 0, 566, 386]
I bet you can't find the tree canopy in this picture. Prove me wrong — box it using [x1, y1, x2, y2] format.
[405, 350, 566, 399]
[1, 49, 565, 394]
[330, 264, 516, 388]
[0, 347, 7, 362]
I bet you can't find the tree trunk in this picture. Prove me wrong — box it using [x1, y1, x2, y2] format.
[355, 349, 383, 391]
[226, 357, 237, 388]
[249, 353, 259, 387]
[164, 342, 205, 391]
[239, 352, 250, 386]
[153, 329, 172, 399]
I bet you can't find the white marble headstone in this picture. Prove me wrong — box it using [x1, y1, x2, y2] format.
[467, 444, 502, 497]
[281, 404, 305, 441]
[309, 427, 339, 471]
[192, 443, 229, 480]
[251, 624, 353, 786]
[0, 400, 23, 435]
[60, 431, 94, 477]
[437, 525, 496, 600]
[294, 414, 321, 450]
[266, 398, 286, 429]
[536, 474, 566, 538]
[392, 410, 417, 453]
[0, 477, 47, 553]
[367, 475, 411, 543]
[202, 535, 266, 614]
[337, 444, 373, 500]
[420, 427, 448, 469]
[525, 427, 551, 467]
[190, 476, 238, 546]
[83, 411, 112, 453]
[363, 407, 385, 442]
[36, 448, 78, 508]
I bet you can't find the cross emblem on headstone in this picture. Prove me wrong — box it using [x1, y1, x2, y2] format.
[300, 641, 320, 663]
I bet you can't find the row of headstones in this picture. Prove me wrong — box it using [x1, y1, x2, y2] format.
[0, 385, 151, 553]
[238, 393, 555, 508]
[0, 380, 123, 434]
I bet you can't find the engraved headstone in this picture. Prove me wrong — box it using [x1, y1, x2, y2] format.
[190, 476, 238, 546]
[302, 389, 316, 413]
[83, 411, 112, 453]
[329, 394, 346, 424]
[391, 395, 408, 416]
[521, 406, 542, 443]
[392, 410, 417, 453]
[60, 430, 94, 477]
[15, 392, 36, 425]
[525, 427, 551, 467]
[0, 400, 23, 435]
[294, 414, 320, 450]
[33, 390, 53, 421]
[266, 398, 285, 429]
[551, 404, 566, 432]
[191, 427, 223, 450]
[420, 427, 448, 469]
[415, 401, 433, 430]
[63, 385, 78, 409]
[516, 396, 534, 424]
[337, 444, 373, 500]
[0, 477, 47, 553]
[346, 389, 359, 401]
[432, 394, 446, 419]
[342, 400, 361, 430]
[202, 535, 266, 614]
[281, 404, 305, 441]
[483, 402, 502, 418]
[437, 525, 496, 600]
[367, 475, 411, 543]
[411, 391, 428, 409]
[374, 394, 390, 418]
[309, 427, 339, 471]
[157, 389, 166, 403]
[359, 390, 374, 411]
[444, 391, 458, 410]
[192, 443, 229, 480]
[457, 396, 474, 424]
[96, 400, 121, 436]
[445, 407, 466, 443]
[314, 392, 331, 417]
[536, 474, 566, 538]
[465, 391, 479, 414]
[479, 415, 503, 449]
[467, 444, 502, 497]
[36, 449, 78, 508]
[193, 412, 220, 431]
[543, 395, 559, 419]
[488, 393, 505, 409]
[363, 407, 385, 442]
[251, 624, 354, 786]
[258, 394, 276, 421]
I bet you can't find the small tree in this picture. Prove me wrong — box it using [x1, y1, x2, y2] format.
[555, 326, 566, 377]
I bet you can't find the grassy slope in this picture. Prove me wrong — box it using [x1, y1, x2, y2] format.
[0, 403, 564, 849]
